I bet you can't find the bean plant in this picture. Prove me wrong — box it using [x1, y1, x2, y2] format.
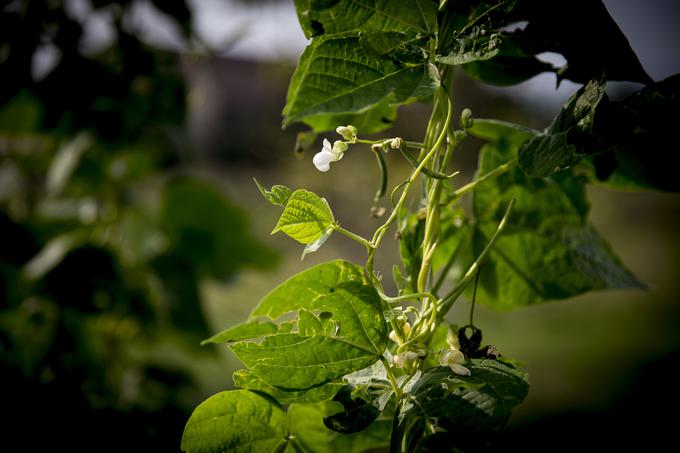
[182, 1, 679, 451]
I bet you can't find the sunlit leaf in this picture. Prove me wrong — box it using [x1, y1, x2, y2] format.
[233, 370, 344, 405]
[201, 321, 278, 346]
[272, 189, 335, 245]
[282, 32, 439, 127]
[181, 390, 287, 453]
[518, 78, 606, 177]
[229, 260, 388, 389]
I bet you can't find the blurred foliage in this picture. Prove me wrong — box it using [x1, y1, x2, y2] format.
[0, 1, 276, 450]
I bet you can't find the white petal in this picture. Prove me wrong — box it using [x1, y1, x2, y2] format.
[313, 151, 333, 172]
[450, 364, 471, 376]
[440, 349, 465, 367]
[322, 138, 332, 152]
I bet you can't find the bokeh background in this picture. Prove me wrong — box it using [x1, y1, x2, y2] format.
[1, 0, 679, 451]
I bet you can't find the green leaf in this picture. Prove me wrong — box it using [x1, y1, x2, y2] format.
[438, 0, 650, 85]
[462, 55, 553, 86]
[282, 33, 439, 127]
[272, 189, 335, 245]
[293, 0, 437, 39]
[518, 78, 607, 177]
[467, 118, 539, 149]
[201, 321, 278, 346]
[302, 98, 397, 134]
[437, 33, 502, 66]
[254, 179, 293, 207]
[233, 369, 344, 405]
[288, 401, 392, 453]
[229, 260, 388, 389]
[392, 360, 528, 452]
[181, 390, 287, 453]
[471, 141, 642, 308]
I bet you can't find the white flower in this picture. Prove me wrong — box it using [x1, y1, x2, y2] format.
[440, 349, 471, 376]
[313, 139, 346, 172]
[394, 351, 419, 369]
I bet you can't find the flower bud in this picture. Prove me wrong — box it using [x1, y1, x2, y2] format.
[332, 140, 349, 153]
[390, 137, 403, 149]
[336, 125, 357, 140]
[460, 108, 474, 129]
[394, 350, 423, 374]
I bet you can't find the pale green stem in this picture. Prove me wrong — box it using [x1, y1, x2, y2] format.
[333, 224, 373, 250]
[365, 93, 452, 278]
[439, 198, 516, 317]
[450, 159, 516, 200]
[355, 138, 425, 149]
[380, 355, 403, 401]
[381, 291, 438, 306]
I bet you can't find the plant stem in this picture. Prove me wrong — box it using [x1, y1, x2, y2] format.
[418, 88, 455, 295]
[356, 138, 425, 149]
[438, 198, 515, 318]
[381, 291, 438, 306]
[380, 355, 402, 401]
[333, 224, 373, 250]
[450, 159, 516, 199]
[366, 93, 452, 278]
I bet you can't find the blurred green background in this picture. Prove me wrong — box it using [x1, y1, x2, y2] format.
[1, 0, 679, 451]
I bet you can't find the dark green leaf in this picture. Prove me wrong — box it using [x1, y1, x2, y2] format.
[518, 0, 652, 84]
[201, 321, 278, 346]
[467, 118, 538, 149]
[293, 0, 437, 39]
[439, 0, 650, 85]
[181, 390, 287, 453]
[323, 384, 392, 434]
[471, 141, 643, 308]
[229, 260, 388, 389]
[302, 98, 397, 134]
[462, 55, 553, 86]
[588, 74, 680, 192]
[282, 33, 439, 127]
[272, 189, 335, 245]
[437, 33, 501, 66]
[233, 370, 343, 405]
[392, 360, 528, 452]
[518, 78, 607, 177]
[289, 401, 392, 453]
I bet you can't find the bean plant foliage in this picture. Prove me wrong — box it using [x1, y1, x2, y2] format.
[183, 1, 679, 451]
